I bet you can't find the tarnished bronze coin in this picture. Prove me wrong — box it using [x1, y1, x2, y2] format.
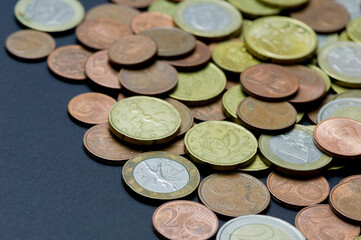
[241, 64, 299, 101]
[6, 30, 56, 59]
[295, 204, 360, 240]
[165, 98, 194, 137]
[131, 12, 175, 34]
[85, 4, 140, 25]
[140, 27, 196, 58]
[340, 175, 361, 184]
[152, 200, 219, 240]
[286, 65, 326, 105]
[190, 98, 226, 121]
[164, 41, 211, 71]
[111, 0, 154, 8]
[307, 94, 335, 124]
[83, 123, 141, 164]
[237, 96, 297, 133]
[85, 50, 121, 89]
[76, 18, 132, 50]
[119, 61, 178, 96]
[68, 92, 116, 125]
[314, 117, 361, 159]
[198, 173, 270, 217]
[48, 45, 92, 80]
[267, 172, 330, 208]
[291, 0, 350, 33]
[108, 35, 157, 67]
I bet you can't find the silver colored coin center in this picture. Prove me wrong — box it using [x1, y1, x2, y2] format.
[327, 46, 361, 77]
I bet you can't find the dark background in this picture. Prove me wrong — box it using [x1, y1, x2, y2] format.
[0, 1, 358, 239]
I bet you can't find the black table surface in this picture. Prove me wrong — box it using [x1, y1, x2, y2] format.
[1, 1, 359, 239]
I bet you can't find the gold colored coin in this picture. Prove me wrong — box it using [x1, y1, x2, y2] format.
[258, 0, 308, 9]
[347, 16, 361, 43]
[222, 85, 246, 123]
[148, 0, 177, 17]
[339, 31, 352, 42]
[331, 83, 354, 94]
[228, 0, 280, 19]
[239, 153, 270, 172]
[238, 19, 253, 41]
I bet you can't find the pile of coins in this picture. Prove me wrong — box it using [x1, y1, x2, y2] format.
[6, 0, 361, 239]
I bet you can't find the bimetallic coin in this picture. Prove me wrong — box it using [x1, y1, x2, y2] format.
[165, 98, 194, 137]
[185, 121, 258, 170]
[190, 98, 226, 121]
[85, 4, 140, 25]
[228, 0, 280, 19]
[318, 42, 361, 88]
[199, 173, 270, 217]
[259, 124, 332, 176]
[334, 90, 361, 100]
[347, 16, 361, 43]
[148, 0, 178, 17]
[169, 63, 226, 106]
[5, 30, 55, 59]
[222, 85, 246, 123]
[267, 172, 330, 208]
[317, 98, 361, 123]
[123, 152, 200, 200]
[109, 96, 181, 145]
[317, 34, 339, 53]
[83, 123, 141, 164]
[245, 16, 317, 63]
[153, 200, 218, 240]
[130, 12, 175, 34]
[111, 0, 154, 9]
[239, 153, 270, 172]
[307, 94, 335, 124]
[174, 0, 242, 40]
[295, 204, 360, 240]
[217, 215, 305, 240]
[15, 0, 85, 32]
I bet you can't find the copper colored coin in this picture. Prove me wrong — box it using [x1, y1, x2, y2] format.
[237, 96, 297, 133]
[140, 27, 196, 58]
[68, 92, 117, 125]
[291, 0, 350, 33]
[155, 138, 186, 155]
[314, 117, 361, 159]
[307, 94, 335, 124]
[48, 45, 92, 80]
[152, 200, 219, 240]
[198, 173, 271, 217]
[340, 175, 361, 184]
[111, 0, 154, 8]
[83, 123, 141, 164]
[119, 61, 178, 96]
[165, 98, 194, 137]
[6, 30, 55, 59]
[286, 65, 326, 105]
[108, 35, 157, 67]
[164, 41, 211, 71]
[226, 80, 239, 90]
[131, 12, 175, 34]
[85, 50, 121, 89]
[117, 92, 127, 101]
[190, 98, 226, 121]
[85, 4, 140, 26]
[267, 172, 330, 208]
[76, 18, 132, 50]
[241, 64, 299, 101]
[295, 204, 360, 240]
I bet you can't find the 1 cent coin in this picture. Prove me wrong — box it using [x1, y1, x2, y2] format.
[153, 200, 218, 240]
[198, 173, 270, 217]
[48, 45, 92, 80]
[130, 12, 175, 34]
[6, 30, 56, 59]
[165, 98, 194, 137]
[241, 64, 299, 101]
[111, 0, 154, 8]
[119, 61, 178, 96]
[68, 92, 117, 125]
[85, 4, 140, 25]
[190, 98, 226, 121]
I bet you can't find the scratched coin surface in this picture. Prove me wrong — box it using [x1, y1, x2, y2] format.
[217, 215, 306, 240]
[47, 45, 92, 80]
[190, 98, 226, 121]
[85, 50, 121, 89]
[76, 18, 132, 50]
[222, 85, 246, 123]
[199, 173, 270, 217]
[15, 0, 85, 32]
[111, 0, 155, 8]
[267, 172, 329, 208]
[237, 97, 297, 133]
[85, 4, 140, 25]
[109, 96, 181, 145]
[153, 200, 218, 240]
[185, 121, 258, 170]
[108, 35, 157, 67]
[83, 123, 141, 164]
[259, 124, 332, 176]
[68, 92, 117, 125]
[5, 30, 55, 59]
[165, 98, 194, 137]
[122, 152, 200, 200]
[119, 61, 177, 96]
[307, 94, 335, 124]
[240, 64, 299, 101]
[131, 12, 175, 34]
[314, 117, 361, 159]
[296, 204, 360, 240]
[317, 98, 361, 123]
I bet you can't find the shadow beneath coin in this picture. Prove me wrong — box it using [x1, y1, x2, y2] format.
[47, 67, 89, 84]
[86, 80, 121, 100]
[5, 49, 48, 63]
[67, 111, 94, 129]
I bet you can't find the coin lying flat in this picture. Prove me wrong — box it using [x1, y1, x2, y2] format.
[217, 215, 305, 240]
[122, 152, 200, 200]
[307, 94, 335, 124]
[109, 96, 181, 145]
[6, 30, 55, 59]
[335, 0, 361, 20]
[190, 98, 226, 121]
[148, 0, 177, 17]
[165, 98, 194, 137]
[130, 12, 175, 34]
[239, 153, 270, 172]
[185, 121, 258, 170]
[308, 64, 331, 92]
[153, 200, 218, 240]
[199, 173, 270, 217]
[111, 0, 154, 9]
[228, 0, 280, 19]
[295, 204, 360, 240]
[347, 16, 361, 42]
[340, 174, 361, 184]
[334, 90, 361, 100]
[317, 98, 361, 123]
[222, 85, 246, 123]
[85, 4, 140, 25]
[258, 0, 308, 9]
[155, 138, 186, 155]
